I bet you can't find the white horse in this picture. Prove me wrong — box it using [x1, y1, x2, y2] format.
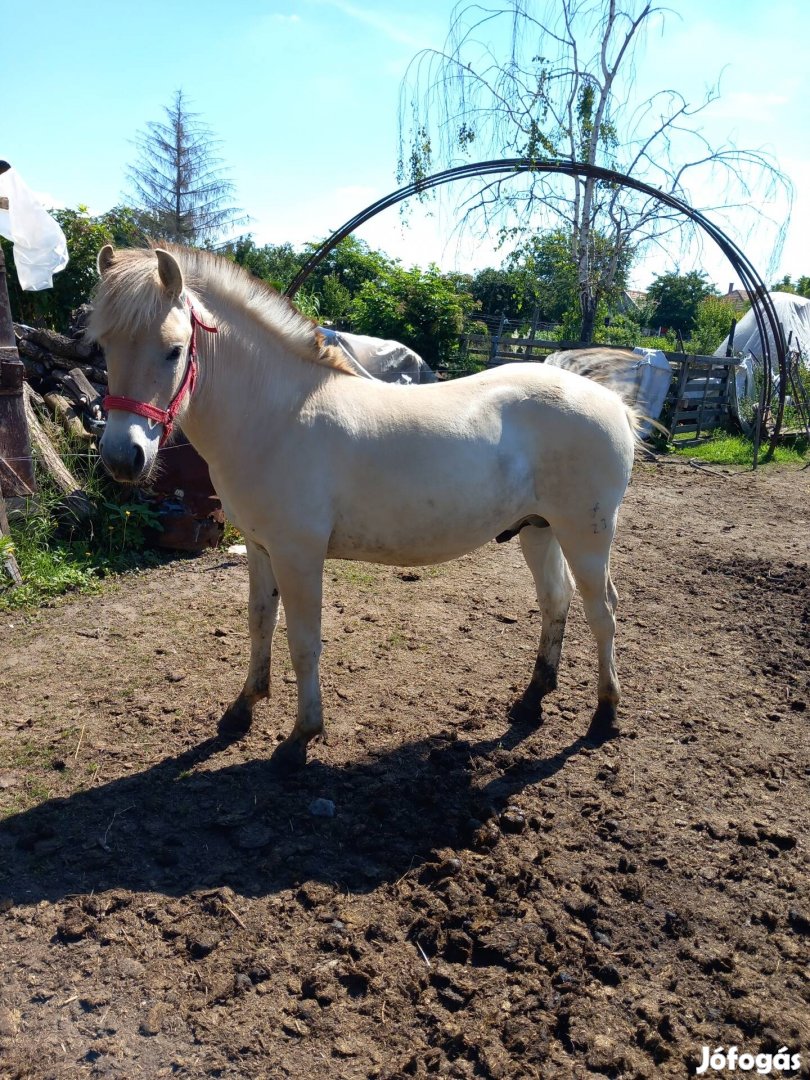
[91, 244, 641, 768]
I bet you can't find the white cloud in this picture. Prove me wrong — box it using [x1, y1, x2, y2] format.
[307, 0, 433, 49]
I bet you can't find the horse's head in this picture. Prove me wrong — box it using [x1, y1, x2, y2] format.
[91, 245, 196, 483]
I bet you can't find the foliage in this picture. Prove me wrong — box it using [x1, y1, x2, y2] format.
[221, 237, 303, 291]
[350, 263, 476, 368]
[645, 271, 717, 336]
[770, 274, 810, 298]
[398, 0, 790, 343]
[0, 430, 168, 611]
[507, 228, 632, 325]
[684, 295, 740, 356]
[127, 89, 247, 245]
[302, 237, 396, 327]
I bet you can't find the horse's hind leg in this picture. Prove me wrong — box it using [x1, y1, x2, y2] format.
[220, 541, 280, 737]
[554, 520, 622, 742]
[511, 525, 575, 724]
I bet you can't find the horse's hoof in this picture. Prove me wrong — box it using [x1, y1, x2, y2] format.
[270, 737, 308, 771]
[218, 700, 253, 738]
[508, 696, 543, 727]
[586, 701, 619, 745]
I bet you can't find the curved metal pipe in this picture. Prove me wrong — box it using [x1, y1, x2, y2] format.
[284, 159, 786, 460]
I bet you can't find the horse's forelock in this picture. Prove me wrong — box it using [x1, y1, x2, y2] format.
[88, 250, 170, 341]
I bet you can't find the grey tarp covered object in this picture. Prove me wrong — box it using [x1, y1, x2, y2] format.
[318, 328, 436, 384]
[715, 291, 810, 405]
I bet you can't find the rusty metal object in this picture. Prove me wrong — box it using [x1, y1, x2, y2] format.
[147, 438, 224, 552]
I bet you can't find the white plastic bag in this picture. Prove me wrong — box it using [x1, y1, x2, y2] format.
[0, 166, 69, 290]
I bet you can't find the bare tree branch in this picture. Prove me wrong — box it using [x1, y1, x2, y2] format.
[398, 0, 792, 341]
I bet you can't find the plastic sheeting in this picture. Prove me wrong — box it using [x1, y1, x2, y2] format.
[318, 328, 436, 384]
[0, 167, 68, 291]
[715, 291, 810, 402]
[616, 348, 672, 434]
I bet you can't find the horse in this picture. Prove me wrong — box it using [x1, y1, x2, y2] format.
[90, 244, 641, 769]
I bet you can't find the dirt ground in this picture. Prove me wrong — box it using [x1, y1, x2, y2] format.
[1, 460, 808, 1080]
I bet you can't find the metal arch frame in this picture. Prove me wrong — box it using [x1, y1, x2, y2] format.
[284, 159, 787, 461]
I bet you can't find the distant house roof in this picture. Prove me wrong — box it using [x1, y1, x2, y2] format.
[615, 288, 648, 313]
[725, 285, 751, 310]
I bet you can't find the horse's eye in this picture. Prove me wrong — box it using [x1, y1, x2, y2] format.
[167, 345, 183, 362]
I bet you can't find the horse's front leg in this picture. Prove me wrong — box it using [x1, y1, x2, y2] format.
[219, 540, 280, 737]
[269, 549, 326, 770]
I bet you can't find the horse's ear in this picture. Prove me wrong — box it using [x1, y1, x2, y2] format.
[155, 249, 184, 298]
[97, 245, 115, 276]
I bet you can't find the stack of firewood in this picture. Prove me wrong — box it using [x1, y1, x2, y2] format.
[12, 310, 104, 523]
[15, 308, 106, 442]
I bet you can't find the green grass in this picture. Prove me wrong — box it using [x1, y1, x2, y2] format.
[0, 425, 172, 612]
[670, 432, 809, 466]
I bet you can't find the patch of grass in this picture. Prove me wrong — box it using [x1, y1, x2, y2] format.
[670, 432, 809, 467]
[0, 431, 174, 611]
[330, 561, 380, 588]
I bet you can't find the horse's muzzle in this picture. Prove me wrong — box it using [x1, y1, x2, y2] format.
[100, 413, 160, 483]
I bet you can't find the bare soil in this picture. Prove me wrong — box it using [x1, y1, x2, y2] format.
[1, 461, 808, 1080]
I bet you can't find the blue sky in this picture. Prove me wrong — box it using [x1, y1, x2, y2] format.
[3, 0, 809, 291]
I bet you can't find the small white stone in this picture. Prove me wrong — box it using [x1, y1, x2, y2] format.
[309, 798, 336, 818]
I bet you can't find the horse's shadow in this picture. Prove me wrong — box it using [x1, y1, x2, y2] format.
[0, 717, 597, 905]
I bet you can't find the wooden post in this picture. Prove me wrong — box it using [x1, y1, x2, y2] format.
[0, 481, 23, 589]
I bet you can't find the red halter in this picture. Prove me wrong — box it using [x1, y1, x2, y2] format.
[103, 298, 218, 447]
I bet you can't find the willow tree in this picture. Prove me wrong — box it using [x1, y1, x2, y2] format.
[399, 0, 790, 342]
[127, 90, 247, 246]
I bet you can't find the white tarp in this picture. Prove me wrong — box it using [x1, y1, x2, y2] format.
[715, 291, 810, 402]
[318, 328, 436, 384]
[629, 348, 673, 432]
[0, 166, 68, 290]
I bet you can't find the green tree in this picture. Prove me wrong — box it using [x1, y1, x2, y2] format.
[685, 294, 740, 355]
[127, 89, 247, 245]
[465, 267, 527, 325]
[222, 237, 302, 290]
[350, 264, 476, 368]
[507, 228, 632, 327]
[645, 270, 717, 337]
[2, 205, 149, 329]
[771, 274, 810, 298]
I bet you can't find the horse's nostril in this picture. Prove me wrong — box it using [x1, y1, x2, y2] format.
[132, 444, 146, 476]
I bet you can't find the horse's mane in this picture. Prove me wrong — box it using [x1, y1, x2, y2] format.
[88, 245, 358, 377]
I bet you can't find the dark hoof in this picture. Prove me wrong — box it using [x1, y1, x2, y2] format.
[270, 737, 308, 771]
[218, 700, 253, 739]
[508, 695, 543, 727]
[586, 701, 620, 745]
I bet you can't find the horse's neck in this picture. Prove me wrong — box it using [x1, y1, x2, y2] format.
[181, 285, 327, 460]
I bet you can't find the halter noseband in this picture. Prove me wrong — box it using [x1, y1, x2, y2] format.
[102, 297, 218, 447]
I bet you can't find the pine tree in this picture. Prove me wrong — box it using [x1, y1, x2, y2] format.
[127, 90, 247, 245]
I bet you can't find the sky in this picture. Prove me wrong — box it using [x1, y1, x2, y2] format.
[3, 0, 809, 292]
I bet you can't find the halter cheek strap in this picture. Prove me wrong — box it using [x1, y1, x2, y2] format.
[103, 298, 218, 447]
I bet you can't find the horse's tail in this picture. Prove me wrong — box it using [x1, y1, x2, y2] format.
[544, 347, 667, 440]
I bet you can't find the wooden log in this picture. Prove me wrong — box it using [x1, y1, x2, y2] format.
[43, 391, 94, 442]
[61, 366, 105, 411]
[17, 336, 75, 371]
[21, 325, 95, 362]
[22, 383, 92, 521]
